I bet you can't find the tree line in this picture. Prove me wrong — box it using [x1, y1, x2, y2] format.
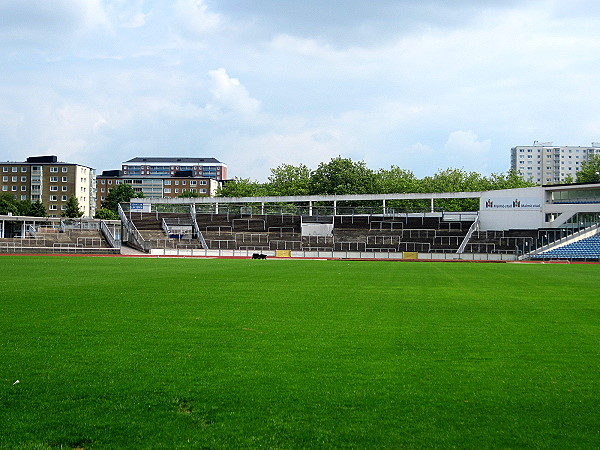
[217, 157, 538, 211]
[0, 194, 86, 218]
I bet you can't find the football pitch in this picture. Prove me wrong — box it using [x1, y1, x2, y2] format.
[1, 255, 599, 448]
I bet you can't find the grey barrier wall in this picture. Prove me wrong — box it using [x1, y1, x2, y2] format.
[148, 247, 517, 261]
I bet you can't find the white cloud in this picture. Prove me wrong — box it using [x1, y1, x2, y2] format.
[442, 131, 492, 172]
[0, 0, 109, 45]
[444, 131, 491, 157]
[3, 0, 600, 182]
[207, 68, 261, 116]
[174, 0, 221, 37]
[216, 129, 343, 180]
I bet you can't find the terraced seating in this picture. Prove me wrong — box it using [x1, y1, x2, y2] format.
[0, 228, 113, 253]
[534, 234, 600, 259]
[133, 211, 520, 255]
[130, 212, 190, 230]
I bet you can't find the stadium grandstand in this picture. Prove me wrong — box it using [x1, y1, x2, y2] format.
[2, 182, 599, 260]
[112, 182, 600, 261]
[0, 216, 120, 255]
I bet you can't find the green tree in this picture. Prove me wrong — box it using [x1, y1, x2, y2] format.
[420, 169, 488, 211]
[178, 190, 200, 198]
[486, 169, 536, 190]
[62, 195, 84, 218]
[217, 177, 267, 197]
[94, 208, 120, 220]
[266, 163, 312, 196]
[26, 201, 47, 217]
[102, 183, 144, 212]
[576, 155, 600, 183]
[0, 195, 47, 217]
[375, 166, 426, 210]
[16, 199, 34, 216]
[562, 174, 575, 185]
[0, 194, 20, 215]
[309, 157, 375, 195]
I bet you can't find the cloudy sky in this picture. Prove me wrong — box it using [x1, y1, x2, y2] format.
[2, 0, 600, 181]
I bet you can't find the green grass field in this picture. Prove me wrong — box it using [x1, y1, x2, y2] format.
[1, 255, 599, 449]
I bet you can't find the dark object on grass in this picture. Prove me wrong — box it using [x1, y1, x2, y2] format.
[252, 253, 267, 260]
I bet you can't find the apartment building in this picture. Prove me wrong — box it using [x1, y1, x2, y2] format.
[511, 142, 600, 184]
[96, 171, 219, 210]
[0, 156, 96, 217]
[121, 157, 227, 181]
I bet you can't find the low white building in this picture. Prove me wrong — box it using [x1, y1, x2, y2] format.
[479, 183, 600, 230]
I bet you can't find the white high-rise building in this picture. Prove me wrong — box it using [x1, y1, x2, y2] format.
[511, 142, 600, 184]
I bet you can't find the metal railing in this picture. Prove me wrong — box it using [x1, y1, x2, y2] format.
[119, 203, 150, 252]
[190, 203, 207, 249]
[128, 220, 149, 252]
[456, 215, 480, 254]
[161, 218, 170, 236]
[100, 220, 120, 249]
[27, 224, 37, 237]
[522, 223, 600, 260]
[61, 219, 102, 230]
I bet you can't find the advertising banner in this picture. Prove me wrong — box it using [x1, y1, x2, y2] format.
[481, 197, 542, 211]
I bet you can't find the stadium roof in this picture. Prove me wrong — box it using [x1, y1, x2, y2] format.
[123, 157, 223, 164]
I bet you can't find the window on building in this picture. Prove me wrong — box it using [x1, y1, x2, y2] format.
[21, 167, 27, 172]
[21, 186, 26, 191]
[21, 176, 26, 182]
[190, 180, 197, 186]
[62, 195, 67, 201]
[62, 177, 68, 182]
[50, 177, 58, 182]
[1, 186, 6, 191]
[11, 186, 17, 191]
[175, 189, 179, 193]
[20, 195, 27, 200]
[62, 186, 68, 191]
[2, 176, 7, 182]
[200, 180, 207, 185]
[11, 176, 17, 182]
[12, 167, 17, 172]
[50, 186, 58, 191]
[62, 167, 68, 172]
[165, 180, 171, 185]
[50, 195, 58, 201]
[49, 205, 57, 210]
[2, 167, 7, 172]
[164, 188, 171, 193]
[50, 167, 58, 172]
